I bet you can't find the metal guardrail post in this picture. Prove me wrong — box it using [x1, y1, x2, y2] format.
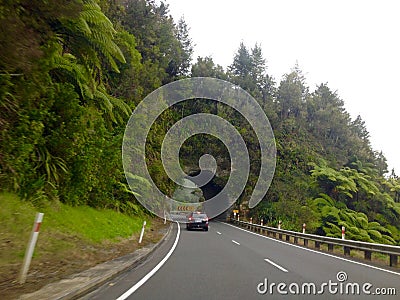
[390, 255, 398, 267]
[315, 241, 320, 249]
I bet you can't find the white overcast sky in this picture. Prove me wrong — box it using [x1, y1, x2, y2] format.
[164, 0, 400, 174]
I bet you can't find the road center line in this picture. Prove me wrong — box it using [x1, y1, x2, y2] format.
[264, 258, 288, 273]
[216, 231, 222, 235]
[232, 240, 240, 245]
[116, 222, 181, 300]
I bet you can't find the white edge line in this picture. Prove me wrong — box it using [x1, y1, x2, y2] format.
[116, 222, 181, 300]
[232, 240, 240, 245]
[264, 258, 288, 273]
[221, 222, 400, 277]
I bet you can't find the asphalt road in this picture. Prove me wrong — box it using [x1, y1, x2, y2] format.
[83, 221, 400, 300]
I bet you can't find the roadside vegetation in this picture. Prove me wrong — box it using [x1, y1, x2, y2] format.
[0, 192, 150, 272]
[0, 192, 163, 298]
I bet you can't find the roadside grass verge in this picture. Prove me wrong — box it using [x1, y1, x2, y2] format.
[0, 192, 151, 276]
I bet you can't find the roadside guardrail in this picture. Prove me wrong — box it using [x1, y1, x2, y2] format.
[231, 219, 400, 267]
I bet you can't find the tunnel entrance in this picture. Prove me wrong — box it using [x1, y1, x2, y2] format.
[187, 170, 231, 221]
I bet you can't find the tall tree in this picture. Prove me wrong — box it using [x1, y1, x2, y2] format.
[250, 43, 266, 90]
[352, 115, 370, 142]
[249, 44, 276, 111]
[191, 56, 226, 79]
[174, 16, 194, 77]
[122, 0, 192, 82]
[277, 64, 308, 120]
[228, 42, 275, 103]
[229, 42, 252, 78]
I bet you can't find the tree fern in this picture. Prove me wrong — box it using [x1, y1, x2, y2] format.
[368, 229, 382, 240]
[323, 222, 341, 237]
[94, 86, 131, 124]
[51, 50, 94, 99]
[49, 0, 128, 126]
[312, 193, 335, 207]
[75, 0, 126, 73]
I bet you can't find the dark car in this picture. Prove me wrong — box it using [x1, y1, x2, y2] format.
[186, 212, 209, 231]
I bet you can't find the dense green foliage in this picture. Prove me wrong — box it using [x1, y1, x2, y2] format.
[0, 0, 191, 215]
[1, 0, 400, 245]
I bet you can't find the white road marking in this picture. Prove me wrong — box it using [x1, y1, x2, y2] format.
[222, 222, 400, 277]
[116, 223, 181, 300]
[232, 240, 240, 245]
[216, 231, 222, 235]
[264, 258, 288, 273]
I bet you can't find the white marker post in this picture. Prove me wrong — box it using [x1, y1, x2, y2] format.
[250, 217, 253, 224]
[138, 221, 146, 244]
[342, 226, 345, 240]
[19, 212, 44, 284]
[278, 220, 282, 230]
[260, 219, 263, 226]
[302, 223, 306, 234]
